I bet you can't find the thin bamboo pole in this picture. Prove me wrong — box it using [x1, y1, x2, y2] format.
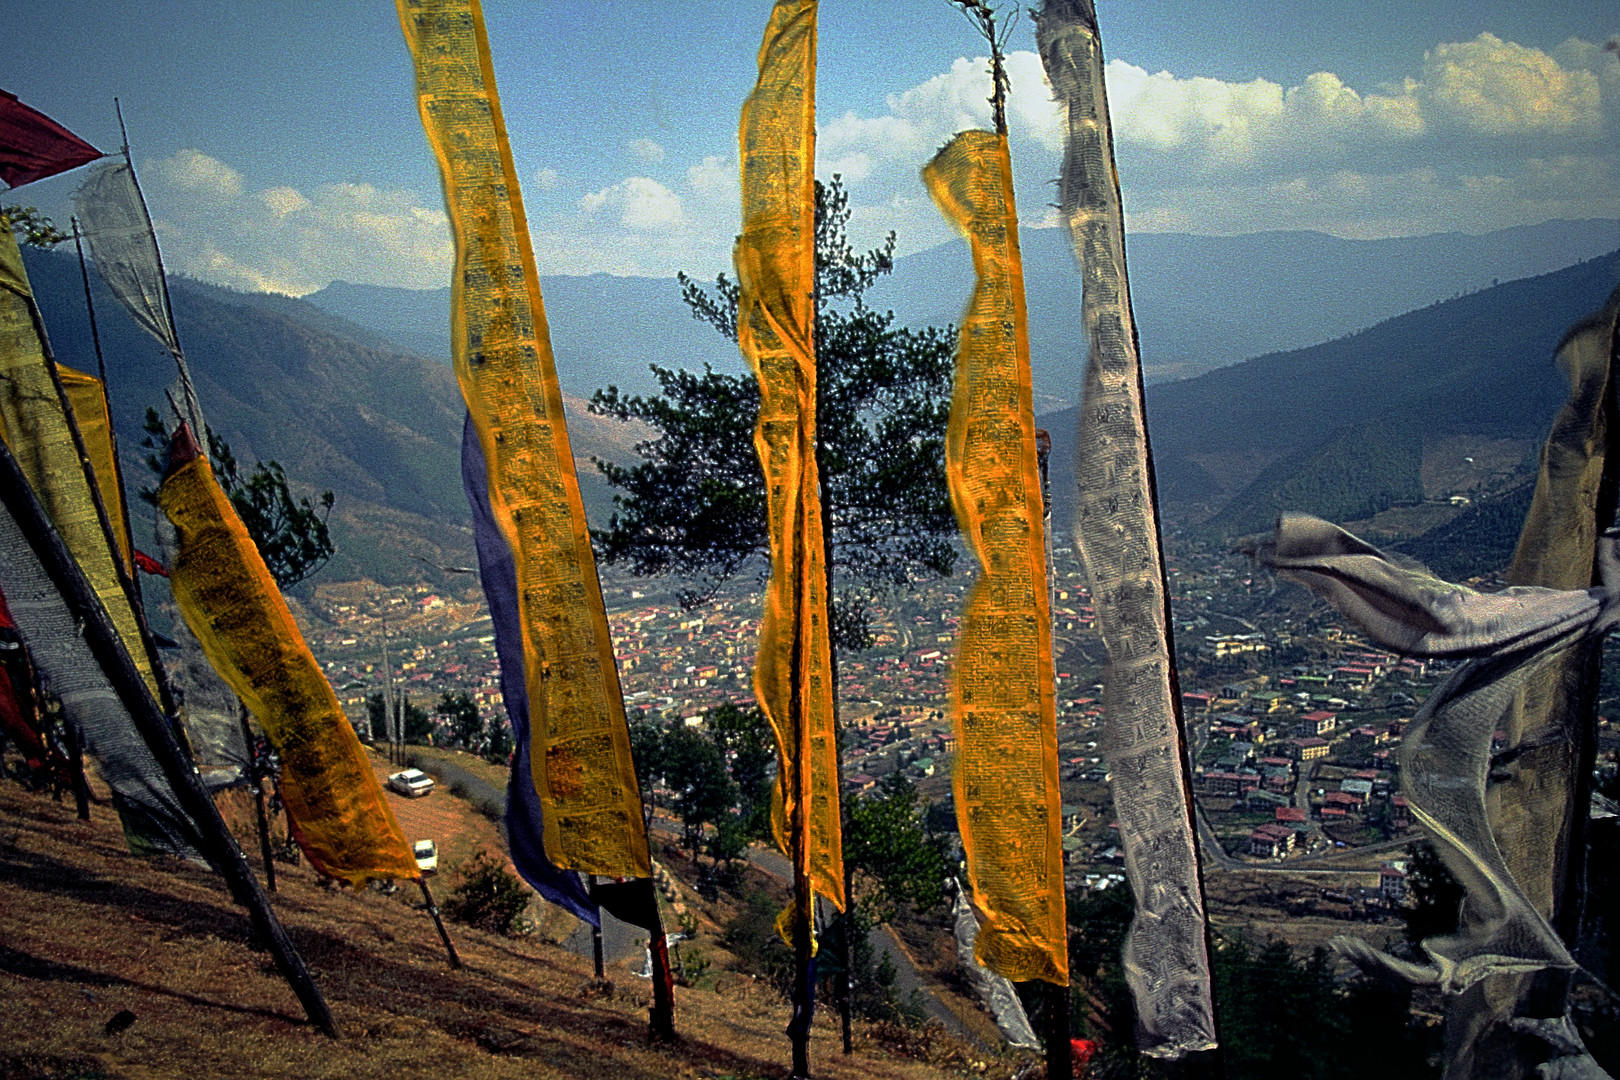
[238, 700, 276, 892]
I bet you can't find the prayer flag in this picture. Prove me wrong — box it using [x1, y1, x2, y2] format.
[56, 364, 133, 576]
[398, 0, 650, 879]
[736, 0, 844, 912]
[0, 90, 101, 188]
[924, 128, 1066, 985]
[74, 159, 207, 441]
[0, 227, 193, 856]
[460, 415, 596, 924]
[1037, 0, 1216, 1055]
[159, 427, 418, 887]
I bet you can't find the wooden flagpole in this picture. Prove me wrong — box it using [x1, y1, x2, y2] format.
[417, 876, 461, 970]
[238, 700, 277, 892]
[0, 437, 340, 1037]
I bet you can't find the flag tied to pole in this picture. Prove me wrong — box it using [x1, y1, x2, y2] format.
[160, 427, 419, 887]
[0, 90, 101, 188]
[398, 0, 651, 882]
[736, 0, 844, 914]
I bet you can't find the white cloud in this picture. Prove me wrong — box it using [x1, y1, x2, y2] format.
[627, 137, 666, 163]
[812, 32, 1619, 246]
[133, 31, 1620, 292]
[144, 150, 452, 295]
[686, 155, 737, 200]
[152, 148, 244, 201]
[578, 176, 685, 230]
[1423, 33, 1602, 136]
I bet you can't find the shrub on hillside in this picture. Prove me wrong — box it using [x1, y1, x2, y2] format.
[444, 851, 530, 936]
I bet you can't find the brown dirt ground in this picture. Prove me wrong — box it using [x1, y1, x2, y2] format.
[0, 767, 1021, 1080]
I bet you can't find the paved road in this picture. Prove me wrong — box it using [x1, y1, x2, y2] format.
[744, 845, 979, 1043]
[562, 907, 648, 972]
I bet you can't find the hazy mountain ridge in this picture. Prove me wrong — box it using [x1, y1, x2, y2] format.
[22, 248, 648, 586]
[1035, 248, 1620, 542]
[305, 218, 1620, 419]
[871, 217, 1620, 406]
[23, 224, 1619, 587]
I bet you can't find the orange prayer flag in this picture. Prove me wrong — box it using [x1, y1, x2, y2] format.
[736, 0, 843, 913]
[397, 0, 650, 877]
[160, 432, 418, 887]
[925, 129, 1066, 985]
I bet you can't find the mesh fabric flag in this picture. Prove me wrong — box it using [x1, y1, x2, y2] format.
[923, 129, 1065, 986]
[1252, 283, 1620, 1077]
[159, 428, 418, 887]
[398, 0, 650, 879]
[0, 90, 101, 188]
[0, 227, 193, 855]
[736, 0, 843, 913]
[73, 159, 206, 441]
[0, 231, 152, 697]
[1036, 0, 1216, 1055]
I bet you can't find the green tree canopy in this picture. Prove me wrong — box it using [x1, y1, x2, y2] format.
[435, 690, 482, 751]
[843, 773, 949, 923]
[140, 409, 335, 589]
[705, 702, 776, 836]
[589, 177, 957, 649]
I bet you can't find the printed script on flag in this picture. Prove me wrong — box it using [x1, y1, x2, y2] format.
[924, 129, 1066, 986]
[736, 0, 843, 911]
[0, 232, 155, 702]
[1037, 0, 1216, 1056]
[161, 440, 420, 887]
[398, 0, 649, 878]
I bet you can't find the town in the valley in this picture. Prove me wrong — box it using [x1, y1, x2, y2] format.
[276, 527, 1620, 948]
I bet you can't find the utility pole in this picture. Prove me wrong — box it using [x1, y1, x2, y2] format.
[380, 623, 397, 766]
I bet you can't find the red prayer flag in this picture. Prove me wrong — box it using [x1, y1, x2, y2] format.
[132, 549, 168, 578]
[0, 90, 102, 188]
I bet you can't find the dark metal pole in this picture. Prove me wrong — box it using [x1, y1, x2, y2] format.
[0, 438, 340, 1037]
[588, 876, 605, 978]
[65, 717, 90, 821]
[1047, 980, 1072, 1080]
[238, 700, 276, 893]
[417, 876, 461, 969]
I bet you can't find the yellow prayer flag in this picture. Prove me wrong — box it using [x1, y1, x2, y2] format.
[0, 230, 156, 700]
[160, 442, 418, 887]
[737, 0, 843, 911]
[57, 365, 133, 576]
[924, 130, 1066, 985]
[398, 0, 650, 877]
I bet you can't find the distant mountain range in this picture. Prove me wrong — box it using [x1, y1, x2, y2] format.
[306, 218, 1620, 415]
[22, 248, 646, 588]
[21, 219, 1620, 587]
[1040, 247, 1620, 565]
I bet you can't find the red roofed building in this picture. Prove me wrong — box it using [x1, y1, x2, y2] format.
[1249, 823, 1297, 858]
[1300, 710, 1338, 736]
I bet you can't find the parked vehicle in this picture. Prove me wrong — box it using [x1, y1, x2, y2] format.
[387, 768, 434, 798]
[413, 839, 438, 873]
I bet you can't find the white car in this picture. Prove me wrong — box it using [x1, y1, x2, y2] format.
[387, 769, 435, 798]
[413, 839, 438, 873]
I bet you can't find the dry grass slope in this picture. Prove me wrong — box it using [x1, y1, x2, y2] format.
[0, 776, 993, 1080]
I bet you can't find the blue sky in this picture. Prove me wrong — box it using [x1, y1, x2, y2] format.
[4, 0, 1617, 295]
